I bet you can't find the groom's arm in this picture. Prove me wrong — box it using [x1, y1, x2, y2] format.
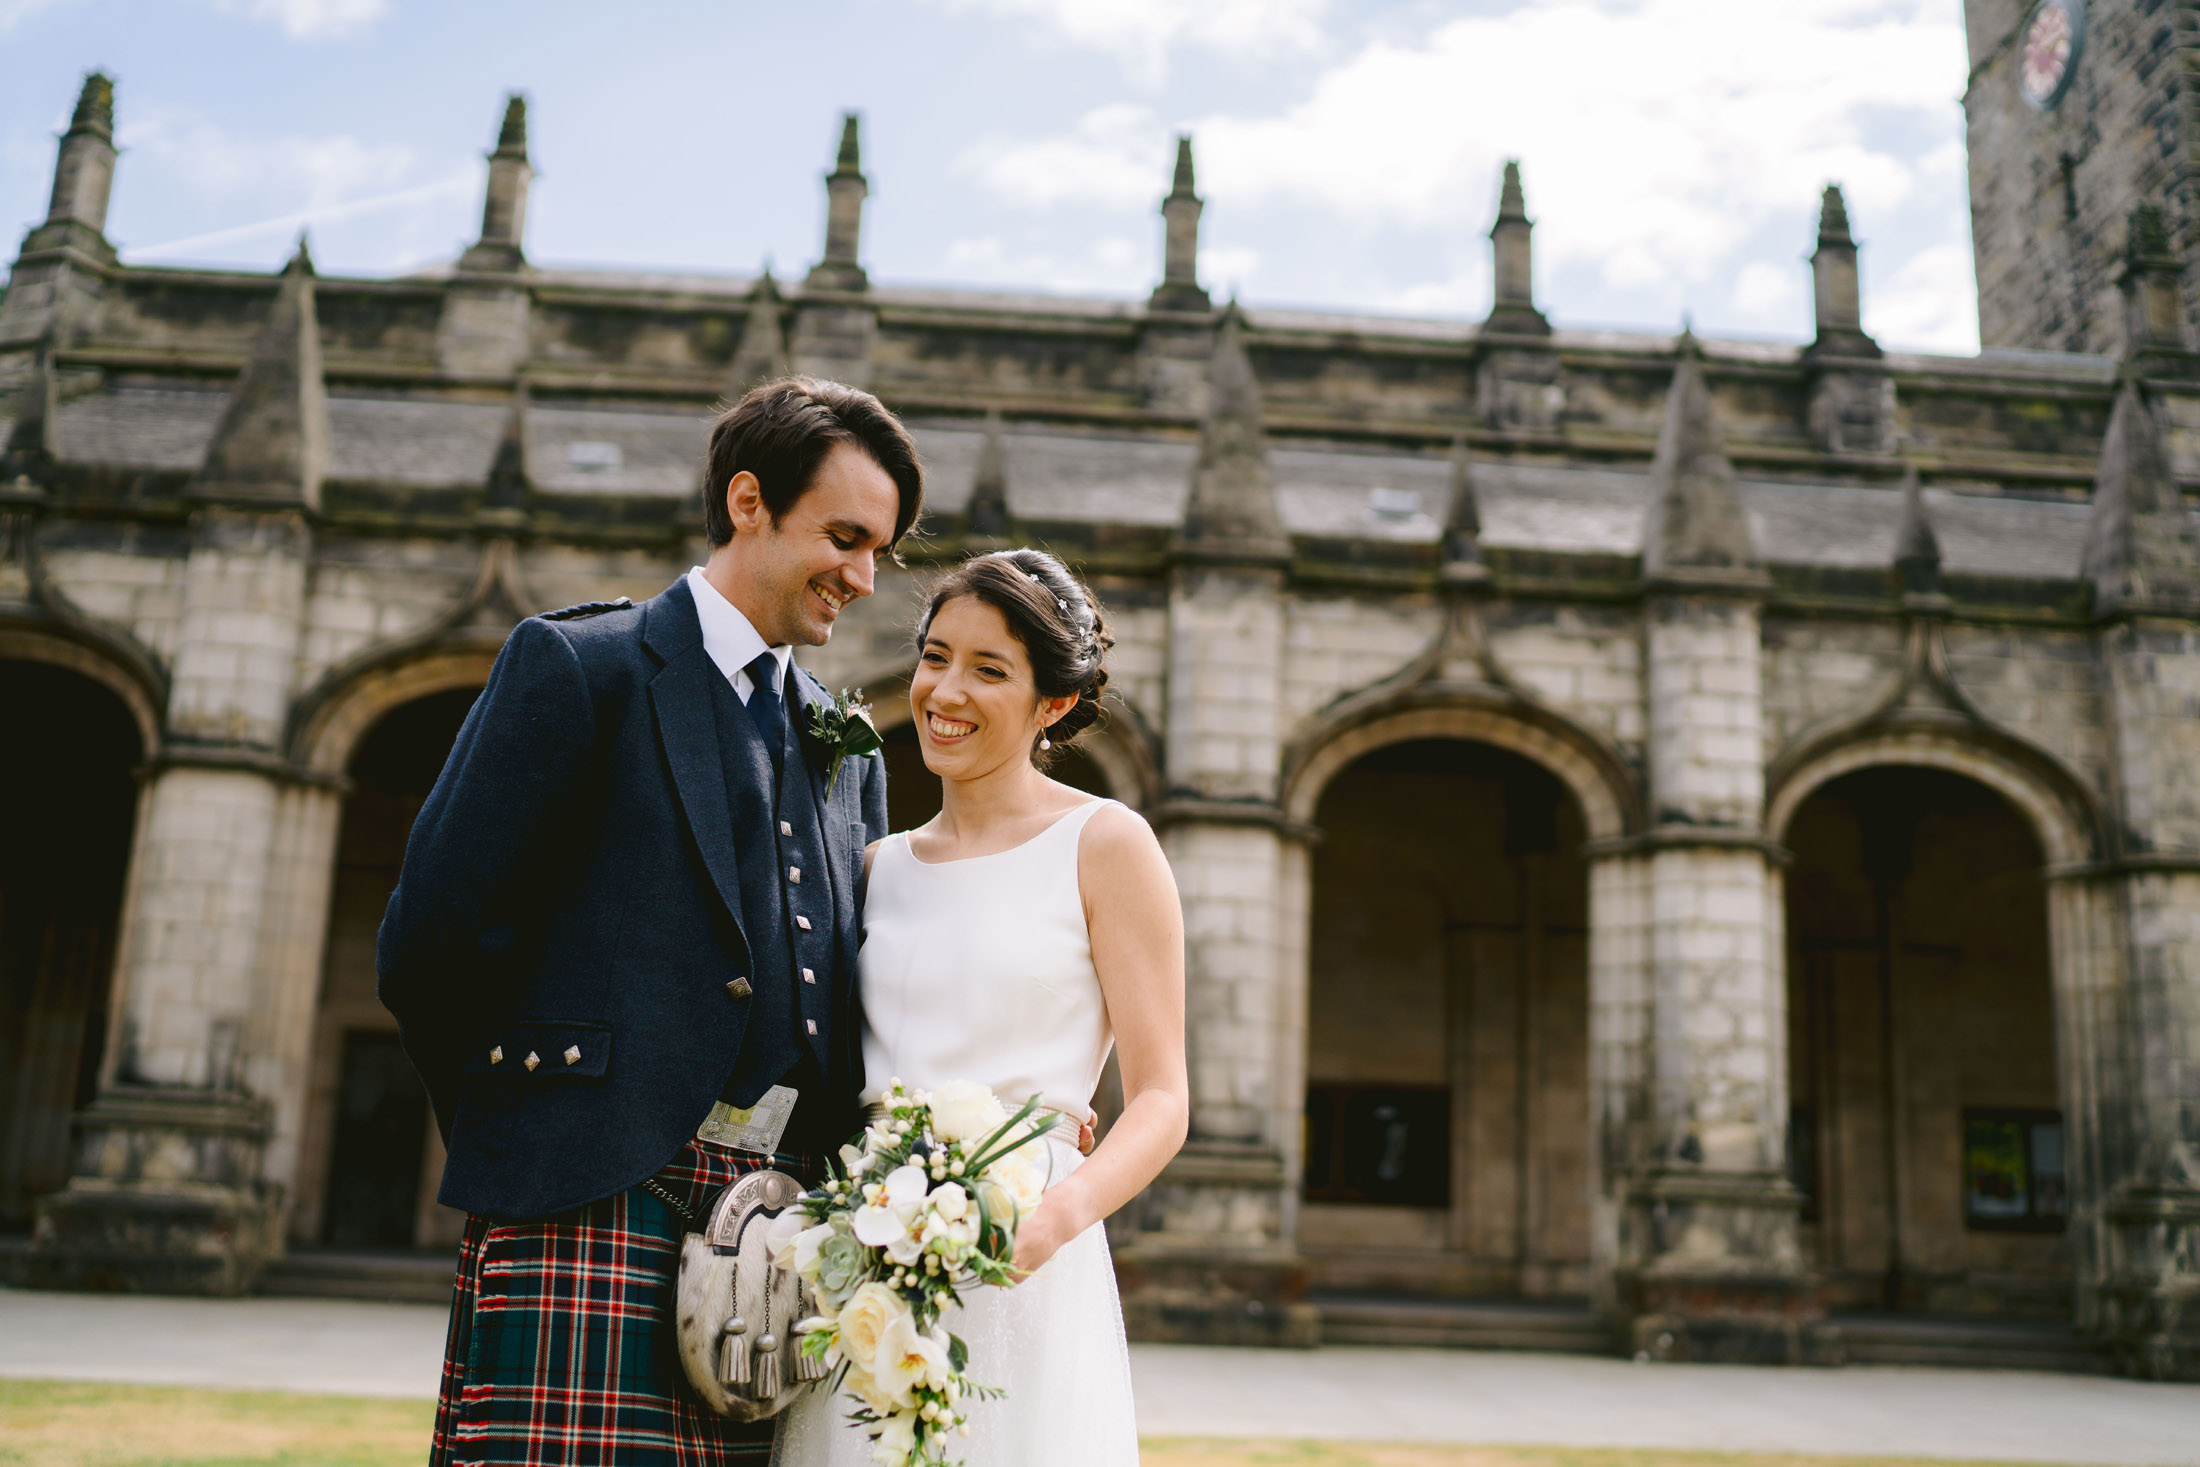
[377, 617, 599, 1132]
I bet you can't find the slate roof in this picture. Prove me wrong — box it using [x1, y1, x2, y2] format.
[7, 380, 2130, 580]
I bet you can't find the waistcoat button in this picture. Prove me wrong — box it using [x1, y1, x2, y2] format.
[727, 977, 753, 999]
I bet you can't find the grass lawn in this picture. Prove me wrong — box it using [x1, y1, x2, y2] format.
[0, 1380, 2084, 1467]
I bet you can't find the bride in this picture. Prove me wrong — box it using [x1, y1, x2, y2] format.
[773, 547, 1186, 1466]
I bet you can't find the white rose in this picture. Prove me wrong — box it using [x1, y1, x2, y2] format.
[871, 1311, 952, 1405]
[870, 1409, 918, 1465]
[993, 1152, 1048, 1217]
[928, 1079, 1008, 1144]
[834, 1281, 908, 1377]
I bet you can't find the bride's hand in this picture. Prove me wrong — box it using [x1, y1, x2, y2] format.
[1008, 1199, 1076, 1282]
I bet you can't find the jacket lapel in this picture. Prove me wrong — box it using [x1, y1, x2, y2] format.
[643, 579, 749, 956]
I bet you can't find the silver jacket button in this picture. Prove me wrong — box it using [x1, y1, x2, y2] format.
[727, 977, 753, 999]
[524, 1051, 541, 1072]
[787, 866, 801, 884]
[564, 1045, 582, 1066]
[489, 1046, 504, 1065]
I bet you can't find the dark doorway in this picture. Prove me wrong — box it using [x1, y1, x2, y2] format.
[1304, 738, 1591, 1298]
[1785, 766, 2064, 1316]
[0, 660, 142, 1232]
[298, 687, 479, 1248]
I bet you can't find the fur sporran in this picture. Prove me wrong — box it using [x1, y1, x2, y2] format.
[674, 1169, 827, 1421]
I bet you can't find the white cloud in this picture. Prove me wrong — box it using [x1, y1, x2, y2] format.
[213, 0, 386, 39]
[0, 0, 77, 28]
[937, 232, 1150, 296]
[1733, 260, 1799, 319]
[928, 0, 1329, 86]
[962, 0, 1969, 335]
[1867, 240, 1979, 354]
[118, 111, 419, 210]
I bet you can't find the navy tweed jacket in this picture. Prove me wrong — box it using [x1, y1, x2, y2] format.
[376, 576, 888, 1220]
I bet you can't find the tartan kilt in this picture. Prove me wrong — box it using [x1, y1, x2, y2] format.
[429, 1137, 820, 1467]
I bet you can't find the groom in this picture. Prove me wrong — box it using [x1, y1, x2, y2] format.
[378, 377, 922, 1464]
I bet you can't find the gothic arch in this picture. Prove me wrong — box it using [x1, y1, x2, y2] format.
[1767, 719, 2101, 869]
[1284, 693, 1641, 843]
[0, 623, 162, 755]
[293, 644, 498, 778]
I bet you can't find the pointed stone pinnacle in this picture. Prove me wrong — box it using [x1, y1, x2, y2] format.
[1170, 135, 1197, 199]
[190, 243, 328, 509]
[967, 409, 1010, 541]
[2083, 375, 2200, 617]
[833, 113, 863, 177]
[1182, 309, 1287, 558]
[495, 94, 528, 158]
[71, 72, 114, 138]
[1818, 184, 1854, 248]
[1642, 343, 1758, 580]
[485, 381, 530, 510]
[1893, 465, 1941, 596]
[1497, 161, 1528, 223]
[727, 268, 789, 390]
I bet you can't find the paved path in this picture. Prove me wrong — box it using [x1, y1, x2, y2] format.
[3, 1288, 2198, 1464]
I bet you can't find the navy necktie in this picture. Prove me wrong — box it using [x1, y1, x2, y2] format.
[745, 651, 786, 767]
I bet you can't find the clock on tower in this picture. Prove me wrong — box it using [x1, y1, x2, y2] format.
[2019, 0, 2085, 110]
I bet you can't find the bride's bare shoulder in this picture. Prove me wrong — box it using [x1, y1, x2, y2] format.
[1075, 800, 1170, 885]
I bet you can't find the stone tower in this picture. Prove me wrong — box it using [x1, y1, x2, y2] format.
[1964, 0, 2200, 354]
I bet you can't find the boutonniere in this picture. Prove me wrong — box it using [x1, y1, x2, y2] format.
[803, 687, 883, 799]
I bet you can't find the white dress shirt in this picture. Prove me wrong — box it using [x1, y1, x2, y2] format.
[685, 567, 792, 704]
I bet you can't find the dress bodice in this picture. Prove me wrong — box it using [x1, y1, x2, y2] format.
[858, 799, 1117, 1120]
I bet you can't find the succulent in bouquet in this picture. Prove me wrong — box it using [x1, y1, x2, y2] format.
[764, 1078, 1058, 1466]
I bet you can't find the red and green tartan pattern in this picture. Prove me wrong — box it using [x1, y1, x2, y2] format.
[430, 1138, 818, 1466]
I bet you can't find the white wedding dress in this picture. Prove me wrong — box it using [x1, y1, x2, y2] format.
[771, 798, 1140, 1467]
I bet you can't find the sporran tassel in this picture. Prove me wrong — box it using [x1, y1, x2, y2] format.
[796, 1340, 829, 1381]
[751, 1332, 781, 1399]
[718, 1317, 751, 1388]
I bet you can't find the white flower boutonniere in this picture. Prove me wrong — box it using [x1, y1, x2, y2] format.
[804, 688, 884, 799]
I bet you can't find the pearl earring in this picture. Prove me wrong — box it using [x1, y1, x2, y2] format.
[1039, 734, 1052, 751]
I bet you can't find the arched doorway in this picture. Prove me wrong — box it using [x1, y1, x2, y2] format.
[293, 687, 480, 1250]
[1784, 766, 2066, 1316]
[1300, 738, 1592, 1298]
[0, 659, 142, 1232]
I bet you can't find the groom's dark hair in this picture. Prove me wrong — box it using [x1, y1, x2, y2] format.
[702, 377, 924, 549]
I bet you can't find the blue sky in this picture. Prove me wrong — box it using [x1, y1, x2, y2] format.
[2, 0, 1979, 351]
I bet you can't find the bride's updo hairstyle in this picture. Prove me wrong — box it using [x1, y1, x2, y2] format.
[917, 548, 1113, 761]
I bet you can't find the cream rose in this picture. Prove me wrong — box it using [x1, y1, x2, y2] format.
[834, 1282, 908, 1377]
[929, 1079, 1008, 1144]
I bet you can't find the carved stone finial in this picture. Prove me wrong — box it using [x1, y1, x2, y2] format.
[70, 73, 115, 138]
[1641, 335, 1759, 582]
[1484, 160, 1548, 337]
[1817, 183, 1854, 248]
[1497, 161, 1528, 223]
[967, 409, 1010, 542]
[2084, 375, 2200, 617]
[1180, 306, 1287, 560]
[494, 94, 528, 158]
[809, 114, 870, 291]
[832, 112, 863, 178]
[189, 240, 328, 510]
[1153, 134, 1209, 312]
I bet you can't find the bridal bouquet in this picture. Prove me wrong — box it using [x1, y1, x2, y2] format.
[766, 1078, 1057, 1466]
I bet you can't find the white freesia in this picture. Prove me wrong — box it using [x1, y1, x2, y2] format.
[929, 1181, 968, 1221]
[929, 1078, 1008, 1143]
[872, 1311, 952, 1405]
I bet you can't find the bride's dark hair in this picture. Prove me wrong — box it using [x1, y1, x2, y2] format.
[916, 548, 1113, 761]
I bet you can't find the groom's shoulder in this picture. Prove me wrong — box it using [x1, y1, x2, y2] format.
[527, 593, 650, 662]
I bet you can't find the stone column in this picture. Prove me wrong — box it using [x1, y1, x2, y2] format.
[793, 119, 877, 388]
[27, 247, 330, 1294]
[1614, 335, 1813, 1362]
[1116, 308, 1317, 1346]
[2080, 375, 2200, 1379]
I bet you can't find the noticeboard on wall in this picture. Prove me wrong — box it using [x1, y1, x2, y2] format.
[1963, 1108, 2067, 1232]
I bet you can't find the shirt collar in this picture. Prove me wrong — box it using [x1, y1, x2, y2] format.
[686, 567, 791, 694]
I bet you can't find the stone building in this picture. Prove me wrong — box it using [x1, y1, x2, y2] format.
[2, 0, 2197, 1380]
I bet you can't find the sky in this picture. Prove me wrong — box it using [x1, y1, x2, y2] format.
[1, 0, 1980, 352]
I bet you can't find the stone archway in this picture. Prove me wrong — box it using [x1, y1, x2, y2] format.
[1280, 701, 1634, 1301]
[0, 656, 144, 1232]
[290, 683, 484, 1250]
[1782, 763, 2068, 1317]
